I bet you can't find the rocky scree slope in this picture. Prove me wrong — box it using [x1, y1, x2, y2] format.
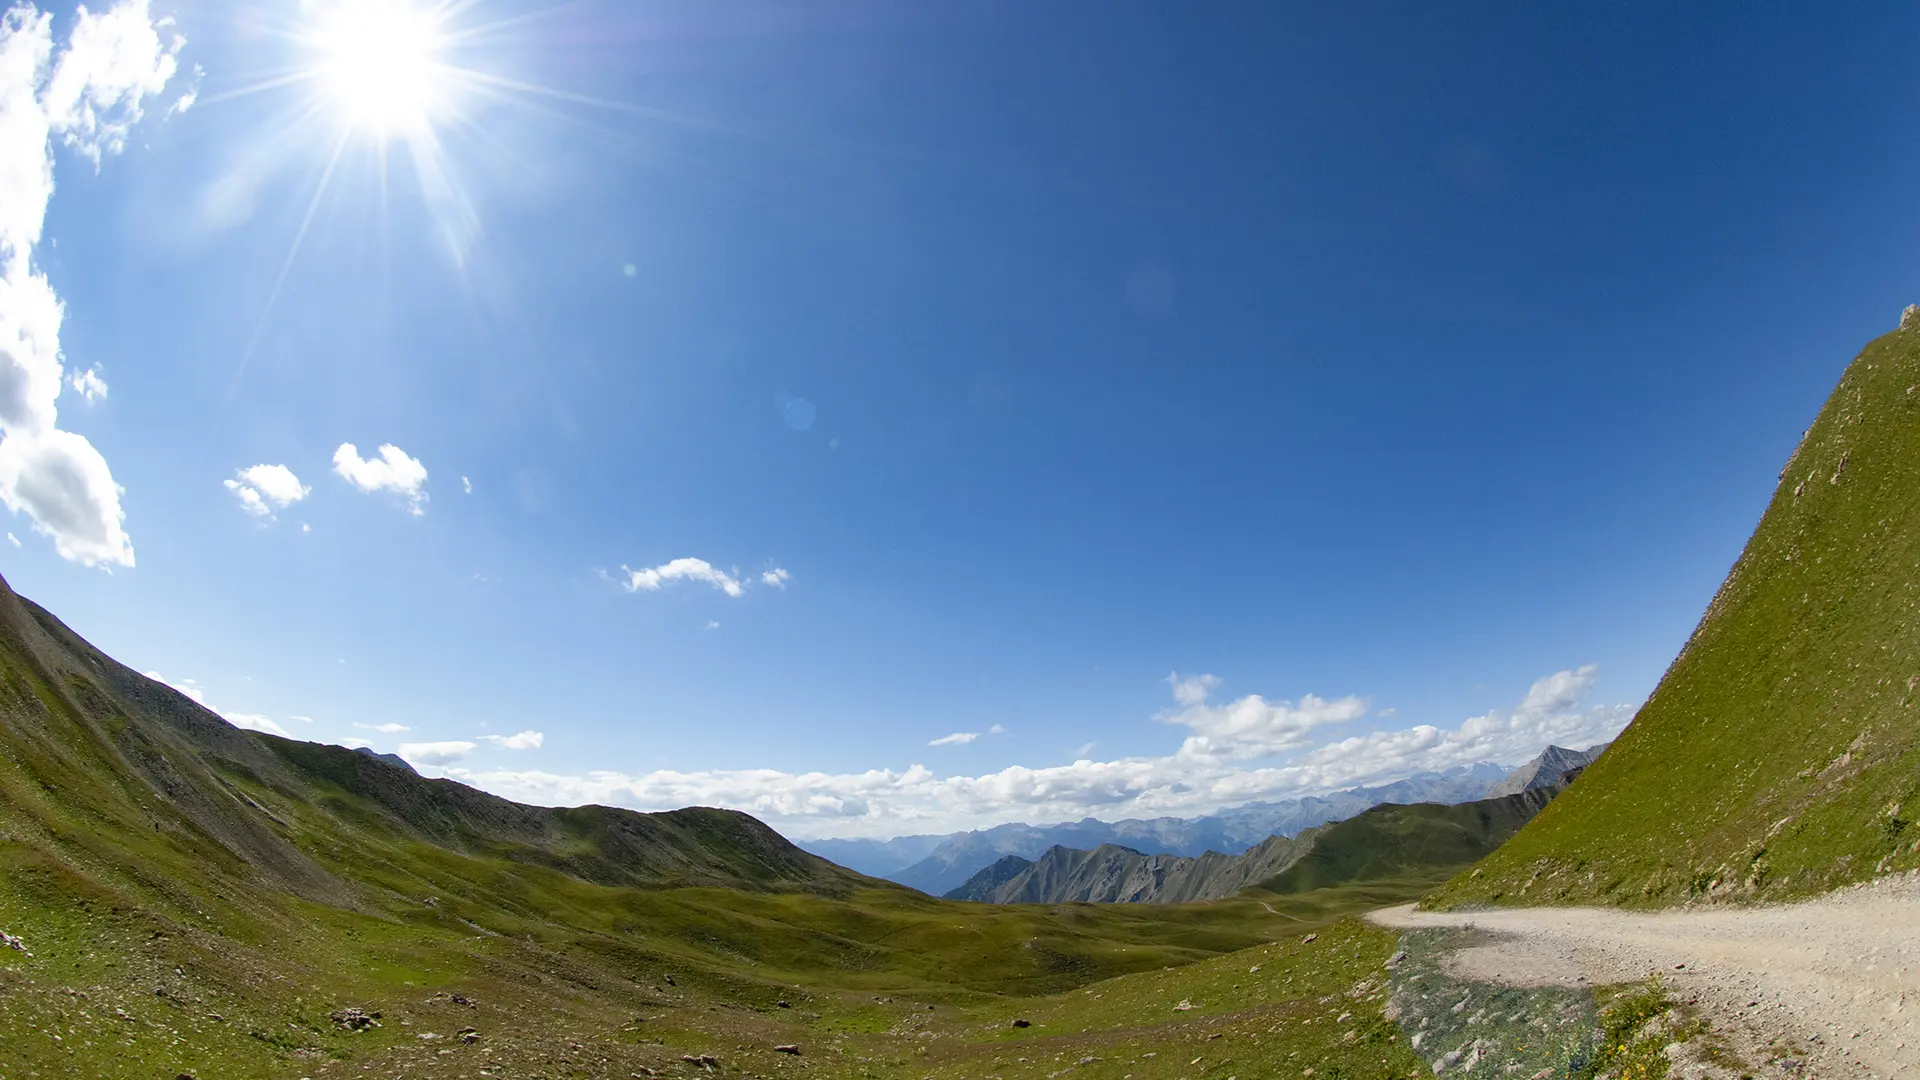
[1434, 310, 1920, 909]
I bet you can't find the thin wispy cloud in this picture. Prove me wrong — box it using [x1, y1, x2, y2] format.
[142, 671, 291, 738]
[480, 730, 543, 750]
[353, 722, 409, 734]
[928, 732, 978, 747]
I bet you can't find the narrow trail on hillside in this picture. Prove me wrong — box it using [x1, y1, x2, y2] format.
[1368, 874, 1920, 1078]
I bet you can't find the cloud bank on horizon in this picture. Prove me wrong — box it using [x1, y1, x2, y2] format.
[424, 665, 1635, 839]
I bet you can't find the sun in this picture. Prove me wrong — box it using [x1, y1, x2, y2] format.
[308, 0, 451, 137]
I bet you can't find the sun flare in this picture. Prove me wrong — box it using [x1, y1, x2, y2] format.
[309, 0, 450, 137]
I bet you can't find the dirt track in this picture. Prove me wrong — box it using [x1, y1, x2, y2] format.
[1369, 873, 1920, 1078]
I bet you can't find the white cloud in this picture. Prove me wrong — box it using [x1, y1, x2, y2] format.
[142, 670, 295, 738]
[400, 740, 476, 766]
[286, 714, 313, 724]
[988, 724, 1006, 735]
[332, 442, 427, 514]
[353, 721, 409, 734]
[1166, 672, 1220, 707]
[1076, 741, 1096, 757]
[703, 619, 721, 631]
[0, 0, 179, 570]
[66, 364, 104, 402]
[761, 567, 791, 588]
[1158, 672, 1368, 760]
[4, 532, 15, 546]
[621, 557, 745, 597]
[224, 712, 288, 737]
[1377, 706, 1397, 719]
[224, 463, 309, 520]
[928, 732, 978, 747]
[480, 730, 543, 750]
[460, 475, 471, 493]
[437, 667, 1636, 839]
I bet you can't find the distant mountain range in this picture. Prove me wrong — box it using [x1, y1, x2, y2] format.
[946, 781, 1569, 906]
[797, 756, 1610, 897]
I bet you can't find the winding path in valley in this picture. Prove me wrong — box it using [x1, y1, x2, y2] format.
[1368, 873, 1920, 1078]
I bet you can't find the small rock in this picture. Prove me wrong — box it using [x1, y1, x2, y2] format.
[328, 1007, 382, 1031]
[1173, 999, 1196, 1011]
[1387, 950, 1409, 968]
[1250, 964, 1262, 973]
[681, 1053, 718, 1067]
[664, 974, 676, 986]
[777, 1000, 791, 1008]
[774, 1044, 801, 1055]
[1079, 1056, 1098, 1065]
[1012, 1018, 1031, 1028]
[1302, 933, 1318, 944]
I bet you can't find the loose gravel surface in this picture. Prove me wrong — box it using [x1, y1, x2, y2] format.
[1369, 873, 1920, 1078]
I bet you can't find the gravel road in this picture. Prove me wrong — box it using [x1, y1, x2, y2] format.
[1369, 873, 1920, 1078]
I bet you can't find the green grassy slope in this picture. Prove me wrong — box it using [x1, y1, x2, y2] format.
[1255, 788, 1553, 896]
[1434, 315, 1920, 909]
[0, 570, 1437, 1078]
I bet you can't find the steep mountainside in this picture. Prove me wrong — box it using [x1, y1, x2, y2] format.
[1485, 743, 1608, 798]
[942, 853, 1035, 901]
[0, 571, 1320, 1078]
[950, 789, 1558, 905]
[0, 570, 869, 901]
[888, 764, 1511, 896]
[1434, 312, 1920, 909]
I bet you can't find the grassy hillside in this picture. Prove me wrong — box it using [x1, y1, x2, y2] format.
[0, 570, 1440, 1078]
[1433, 314, 1920, 909]
[1255, 788, 1553, 896]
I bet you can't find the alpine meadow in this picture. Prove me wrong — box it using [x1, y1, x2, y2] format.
[4, 3, 1920, 1080]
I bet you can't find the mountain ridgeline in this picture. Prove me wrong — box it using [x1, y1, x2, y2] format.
[943, 749, 1597, 905]
[1433, 310, 1920, 909]
[819, 763, 1518, 895]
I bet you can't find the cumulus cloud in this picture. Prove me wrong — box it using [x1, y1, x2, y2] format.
[761, 567, 791, 588]
[480, 730, 543, 750]
[460, 475, 471, 494]
[5, 532, 16, 546]
[1158, 672, 1368, 760]
[66, 364, 104, 402]
[621, 557, 745, 597]
[0, 0, 179, 570]
[353, 721, 409, 734]
[224, 463, 309, 520]
[432, 667, 1636, 839]
[399, 740, 475, 766]
[333, 442, 427, 514]
[988, 724, 1006, 735]
[928, 732, 978, 747]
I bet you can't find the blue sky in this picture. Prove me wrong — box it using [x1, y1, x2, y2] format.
[4, 1, 1916, 837]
